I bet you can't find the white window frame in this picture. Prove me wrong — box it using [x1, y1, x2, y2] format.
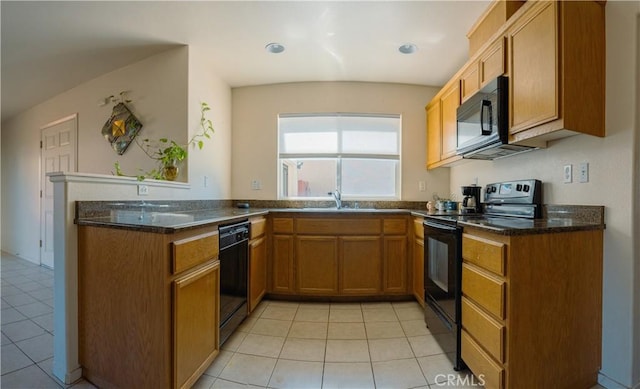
[277, 113, 402, 200]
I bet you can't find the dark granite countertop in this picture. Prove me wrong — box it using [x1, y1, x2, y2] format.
[75, 201, 604, 235]
[412, 205, 605, 235]
[76, 208, 269, 233]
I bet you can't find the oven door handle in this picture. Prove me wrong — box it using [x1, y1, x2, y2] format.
[424, 220, 459, 232]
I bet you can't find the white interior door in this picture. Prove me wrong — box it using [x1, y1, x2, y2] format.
[40, 114, 77, 268]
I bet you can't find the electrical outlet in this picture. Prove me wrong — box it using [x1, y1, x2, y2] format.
[579, 162, 589, 183]
[203, 176, 209, 188]
[418, 181, 426, 192]
[563, 165, 572, 183]
[251, 179, 261, 190]
[137, 185, 149, 196]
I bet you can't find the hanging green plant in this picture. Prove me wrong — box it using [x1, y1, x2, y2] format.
[114, 102, 214, 181]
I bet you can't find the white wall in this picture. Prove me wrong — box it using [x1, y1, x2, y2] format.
[187, 45, 232, 199]
[231, 82, 450, 201]
[1, 45, 234, 263]
[450, 2, 639, 387]
[633, 13, 640, 389]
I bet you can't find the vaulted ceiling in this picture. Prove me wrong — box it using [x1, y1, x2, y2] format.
[1, 1, 490, 121]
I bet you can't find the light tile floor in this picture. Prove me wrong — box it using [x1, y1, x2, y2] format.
[1, 252, 95, 388]
[1, 252, 609, 389]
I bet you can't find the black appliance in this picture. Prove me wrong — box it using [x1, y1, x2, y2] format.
[423, 217, 464, 371]
[218, 220, 250, 345]
[461, 185, 482, 214]
[423, 179, 542, 371]
[456, 76, 535, 160]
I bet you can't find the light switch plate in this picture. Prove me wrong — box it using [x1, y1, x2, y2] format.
[579, 162, 589, 183]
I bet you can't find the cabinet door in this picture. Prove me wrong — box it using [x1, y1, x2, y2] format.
[173, 261, 219, 389]
[426, 101, 441, 167]
[297, 236, 339, 295]
[509, 1, 558, 134]
[271, 235, 295, 293]
[413, 238, 425, 305]
[480, 37, 506, 87]
[460, 63, 480, 103]
[340, 236, 382, 295]
[383, 236, 408, 293]
[249, 236, 267, 313]
[440, 82, 460, 159]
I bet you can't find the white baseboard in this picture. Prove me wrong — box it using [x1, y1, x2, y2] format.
[599, 372, 632, 389]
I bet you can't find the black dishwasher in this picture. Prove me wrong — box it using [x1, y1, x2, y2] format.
[218, 220, 249, 345]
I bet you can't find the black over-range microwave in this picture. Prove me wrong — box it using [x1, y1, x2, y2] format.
[456, 75, 535, 160]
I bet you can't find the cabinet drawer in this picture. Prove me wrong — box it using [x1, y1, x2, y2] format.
[413, 219, 424, 239]
[462, 297, 505, 362]
[383, 218, 407, 235]
[297, 218, 380, 235]
[172, 231, 219, 274]
[461, 330, 504, 389]
[462, 264, 505, 319]
[250, 217, 266, 239]
[462, 234, 505, 276]
[272, 218, 294, 234]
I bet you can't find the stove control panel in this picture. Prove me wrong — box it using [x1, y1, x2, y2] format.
[484, 179, 542, 205]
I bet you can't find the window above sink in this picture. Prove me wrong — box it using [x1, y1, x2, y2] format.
[278, 113, 401, 200]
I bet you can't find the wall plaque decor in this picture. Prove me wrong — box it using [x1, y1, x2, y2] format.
[101, 102, 143, 155]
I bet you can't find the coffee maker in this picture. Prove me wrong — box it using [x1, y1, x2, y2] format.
[461, 185, 482, 214]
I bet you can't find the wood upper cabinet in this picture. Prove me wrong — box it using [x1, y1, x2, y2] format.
[173, 261, 220, 389]
[460, 62, 480, 103]
[509, 1, 558, 135]
[249, 217, 267, 313]
[426, 79, 462, 169]
[461, 227, 604, 389]
[426, 101, 442, 167]
[508, 0, 605, 141]
[297, 236, 339, 295]
[440, 82, 461, 160]
[479, 37, 506, 88]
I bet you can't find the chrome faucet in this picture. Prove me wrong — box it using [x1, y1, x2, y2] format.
[328, 189, 342, 209]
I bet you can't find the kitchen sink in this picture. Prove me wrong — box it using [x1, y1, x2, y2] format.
[301, 207, 378, 212]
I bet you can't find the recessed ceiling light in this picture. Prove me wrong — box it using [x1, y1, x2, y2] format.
[265, 42, 285, 54]
[399, 43, 418, 54]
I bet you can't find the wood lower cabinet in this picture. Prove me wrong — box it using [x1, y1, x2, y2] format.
[341, 236, 382, 295]
[268, 213, 410, 298]
[78, 225, 220, 389]
[173, 261, 220, 388]
[461, 228, 603, 389]
[271, 234, 295, 294]
[297, 236, 339, 295]
[412, 218, 425, 306]
[249, 217, 267, 313]
[383, 236, 407, 293]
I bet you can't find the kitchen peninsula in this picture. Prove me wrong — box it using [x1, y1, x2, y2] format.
[75, 199, 604, 389]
